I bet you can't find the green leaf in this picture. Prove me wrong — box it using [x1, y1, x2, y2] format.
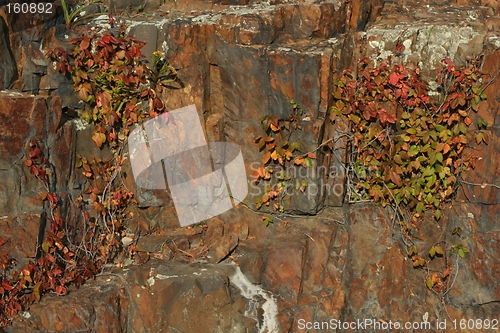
[394, 154, 403, 165]
[262, 216, 273, 226]
[406, 127, 417, 135]
[458, 248, 465, 258]
[422, 166, 434, 177]
[435, 124, 446, 132]
[426, 278, 434, 289]
[42, 242, 50, 253]
[436, 152, 443, 164]
[289, 141, 301, 152]
[409, 145, 419, 157]
[475, 132, 484, 144]
[422, 131, 430, 143]
[416, 202, 425, 214]
[429, 150, 437, 165]
[408, 245, 418, 256]
[33, 281, 42, 302]
[458, 122, 467, 134]
[434, 209, 442, 220]
[348, 114, 361, 124]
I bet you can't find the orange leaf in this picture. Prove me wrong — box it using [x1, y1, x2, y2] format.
[253, 166, 265, 181]
[294, 157, 304, 165]
[443, 143, 451, 154]
[262, 152, 271, 164]
[80, 38, 90, 51]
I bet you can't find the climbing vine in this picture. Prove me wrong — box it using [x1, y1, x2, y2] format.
[46, 19, 178, 150]
[330, 53, 492, 293]
[253, 101, 317, 219]
[0, 18, 178, 328]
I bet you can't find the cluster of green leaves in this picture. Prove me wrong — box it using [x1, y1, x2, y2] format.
[331, 55, 488, 222]
[253, 102, 316, 214]
[46, 21, 178, 150]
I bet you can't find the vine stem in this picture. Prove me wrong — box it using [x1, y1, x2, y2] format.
[442, 256, 460, 298]
[460, 180, 500, 190]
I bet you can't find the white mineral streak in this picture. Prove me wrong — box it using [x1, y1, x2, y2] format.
[230, 265, 279, 333]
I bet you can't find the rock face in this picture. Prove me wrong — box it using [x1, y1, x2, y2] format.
[0, 17, 16, 90]
[0, 0, 500, 332]
[8, 261, 266, 333]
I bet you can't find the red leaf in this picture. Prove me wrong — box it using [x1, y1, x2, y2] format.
[2, 281, 14, 291]
[390, 72, 399, 85]
[443, 266, 451, 278]
[47, 192, 58, 204]
[29, 147, 42, 158]
[30, 165, 39, 176]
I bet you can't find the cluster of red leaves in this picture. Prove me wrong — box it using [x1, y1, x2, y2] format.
[75, 153, 136, 257]
[46, 21, 175, 150]
[0, 140, 138, 329]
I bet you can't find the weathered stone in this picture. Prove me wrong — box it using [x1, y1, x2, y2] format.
[0, 92, 63, 214]
[236, 242, 265, 284]
[0, 92, 61, 166]
[50, 121, 77, 193]
[10, 261, 273, 333]
[263, 234, 306, 302]
[0, 17, 16, 89]
[22, 43, 48, 94]
[301, 221, 336, 294]
[129, 24, 158, 61]
[0, 213, 41, 261]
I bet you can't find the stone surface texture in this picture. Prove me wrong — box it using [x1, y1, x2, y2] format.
[0, 0, 499, 332]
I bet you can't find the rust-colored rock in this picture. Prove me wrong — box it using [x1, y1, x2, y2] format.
[0, 213, 41, 261]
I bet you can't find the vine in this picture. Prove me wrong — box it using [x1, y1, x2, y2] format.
[252, 101, 317, 220]
[330, 52, 493, 293]
[46, 20, 178, 150]
[0, 18, 178, 329]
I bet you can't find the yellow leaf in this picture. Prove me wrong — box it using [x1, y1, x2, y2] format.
[271, 150, 279, 161]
